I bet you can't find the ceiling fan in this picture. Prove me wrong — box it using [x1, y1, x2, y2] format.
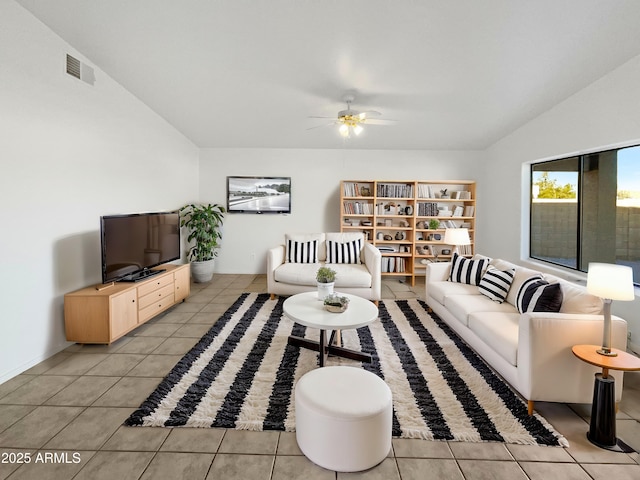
[309, 93, 396, 138]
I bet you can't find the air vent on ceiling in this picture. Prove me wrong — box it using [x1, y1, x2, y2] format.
[66, 54, 95, 85]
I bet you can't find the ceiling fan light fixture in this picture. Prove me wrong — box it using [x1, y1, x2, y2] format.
[353, 124, 364, 135]
[339, 123, 350, 137]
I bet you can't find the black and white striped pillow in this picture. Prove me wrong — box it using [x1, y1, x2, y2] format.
[326, 239, 362, 264]
[478, 265, 515, 303]
[516, 276, 563, 314]
[286, 239, 319, 263]
[449, 253, 488, 286]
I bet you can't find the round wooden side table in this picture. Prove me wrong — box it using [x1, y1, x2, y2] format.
[572, 344, 640, 452]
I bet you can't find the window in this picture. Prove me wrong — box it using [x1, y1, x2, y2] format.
[530, 145, 640, 286]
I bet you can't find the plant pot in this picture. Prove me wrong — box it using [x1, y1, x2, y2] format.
[317, 281, 335, 300]
[191, 259, 215, 283]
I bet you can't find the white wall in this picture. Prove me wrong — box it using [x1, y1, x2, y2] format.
[481, 54, 640, 348]
[0, 2, 200, 382]
[199, 148, 484, 273]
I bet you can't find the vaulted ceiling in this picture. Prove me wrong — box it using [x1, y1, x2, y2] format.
[15, 0, 640, 150]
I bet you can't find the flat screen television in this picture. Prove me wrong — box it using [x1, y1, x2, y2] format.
[100, 211, 181, 283]
[227, 176, 291, 214]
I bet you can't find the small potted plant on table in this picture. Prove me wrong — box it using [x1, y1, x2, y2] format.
[316, 266, 337, 300]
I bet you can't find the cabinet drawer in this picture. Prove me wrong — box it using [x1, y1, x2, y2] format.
[139, 293, 176, 323]
[137, 273, 174, 297]
[138, 284, 174, 310]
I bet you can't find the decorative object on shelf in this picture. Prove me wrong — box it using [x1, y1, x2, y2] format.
[383, 234, 393, 241]
[316, 266, 337, 300]
[399, 220, 409, 227]
[429, 219, 440, 230]
[180, 203, 226, 283]
[323, 294, 350, 313]
[384, 202, 397, 215]
[440, 188, 449, 199]
[360, 186, 371, 196]
[404, 205, 413, 215]
[344, 219, 352, 226]
[442, 249, 451, 255]
[377, 232, 384, 240]
[395, 231, 406, 241]
[586, 263, 635, 357]
[443, 228, 470, 256]
[361, 221, 372, 226]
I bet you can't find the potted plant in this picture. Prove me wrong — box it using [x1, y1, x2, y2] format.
[316, 266, 337, 300]
[429, 219, 440, 230]
[179, 203, 226, 283]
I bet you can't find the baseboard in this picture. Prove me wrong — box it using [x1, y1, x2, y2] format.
[628, 339, 640, 356]
[0, 342, 71, 384]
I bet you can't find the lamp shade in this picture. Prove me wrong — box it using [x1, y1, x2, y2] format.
[587, 263, 635, 301]
[443, 228, 470, 246]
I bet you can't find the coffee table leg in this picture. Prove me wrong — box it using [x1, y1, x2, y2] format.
[319, 329, 327, 367]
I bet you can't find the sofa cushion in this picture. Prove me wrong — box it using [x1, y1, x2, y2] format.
[285, 233, 325, 263]
[428, 281, 478, 306]
[516, 277, 563, 314]
[478, 265, 515, 303]
[449, 253, 489, 286]
[274, 262, 371, 288]
[468, 312, 520, 366]
[545, 274, 603, 315]
[444, 293, 517, 327]
[491, 259, 546, 307]
[326, 238, 362, 264]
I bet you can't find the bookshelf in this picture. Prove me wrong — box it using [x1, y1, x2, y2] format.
[340, 180, 476, 286]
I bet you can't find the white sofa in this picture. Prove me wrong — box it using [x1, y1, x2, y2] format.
[267, 232, 381, 302]
[425, 256, 628, 414]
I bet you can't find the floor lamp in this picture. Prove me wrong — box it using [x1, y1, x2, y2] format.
[586, 263, 635, 357]
[443, 228, 470, 256]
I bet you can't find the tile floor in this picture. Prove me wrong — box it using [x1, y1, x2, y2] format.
[0, 274, 639, 480]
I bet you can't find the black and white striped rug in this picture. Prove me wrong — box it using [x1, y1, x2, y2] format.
[125, 293, 568, 446]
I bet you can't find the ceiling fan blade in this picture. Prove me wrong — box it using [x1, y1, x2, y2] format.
[364, 118, 397, 126]
[307, 122, 336, 131]
[358, 110, 382, 119]
[308, 115, 337, 119]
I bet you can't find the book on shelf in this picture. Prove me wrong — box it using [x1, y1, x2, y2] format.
[381, 256, 407, 273]
[343, 201, 373, 215]
[451, 190, 472, 200]
[417, 184, 433, 198]
[452, 205, 464, 217]
[463, 205, 475, 217]
[437, 209, 452, 217]
[417, 202, 438, 216]
[377, 183, 414, 198]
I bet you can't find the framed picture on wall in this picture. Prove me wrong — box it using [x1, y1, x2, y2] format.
[227, 176, 291, 214]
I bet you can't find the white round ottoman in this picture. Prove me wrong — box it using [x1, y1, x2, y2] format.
[295, 366, 392, 472]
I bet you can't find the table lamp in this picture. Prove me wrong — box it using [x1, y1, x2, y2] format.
[443, 228, 471, 256]
[586, 263, 635, 357]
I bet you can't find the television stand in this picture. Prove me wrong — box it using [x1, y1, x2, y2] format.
[64, 264, 191, 344]
[120, 268, 166, 282]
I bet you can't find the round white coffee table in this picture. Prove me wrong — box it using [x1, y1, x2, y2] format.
[283, 292, 379, 367]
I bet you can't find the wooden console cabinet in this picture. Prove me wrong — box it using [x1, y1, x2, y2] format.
[64, 263, 191, 344]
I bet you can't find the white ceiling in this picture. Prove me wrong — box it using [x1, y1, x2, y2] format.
[15, 0, 640, 150]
